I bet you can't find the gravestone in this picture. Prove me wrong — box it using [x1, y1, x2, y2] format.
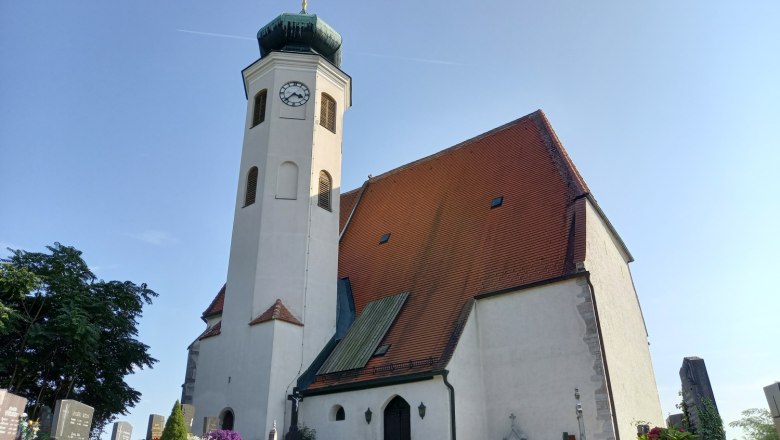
[180, 404, 195, 433]
[764, 382, 780, 437]
[0, 389, 28, 440]
[39, 405, 53, 436]
[111, 421, 132, 440]
[666, 413, 684, 429]
[202, 417, 218, 435]
[679, 356, 720, 434]
[145, 415, 164, 440]
[51, 399, 94, 440]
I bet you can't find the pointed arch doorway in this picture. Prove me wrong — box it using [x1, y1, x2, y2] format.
[384, 396, 411, 440]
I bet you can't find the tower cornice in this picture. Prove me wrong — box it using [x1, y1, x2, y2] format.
[241, 51, 351, 107]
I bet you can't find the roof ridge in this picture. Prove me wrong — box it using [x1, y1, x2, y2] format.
[341, 110, 544, 191]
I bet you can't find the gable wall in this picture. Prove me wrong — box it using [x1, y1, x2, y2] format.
[449, 277, 615, 440]
[584, 199, 664, 436]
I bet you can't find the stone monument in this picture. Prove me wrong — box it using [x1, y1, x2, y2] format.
[111, 421, 132, 440]
[180, 404, 195, 434]
[202, 417, 218, 435]
[145, 415, 164, 440]
[0, 389, 28, 440]
[680, 356, 719, 434]
[764, 382, 780, 438]
[50, 399, 94, 440]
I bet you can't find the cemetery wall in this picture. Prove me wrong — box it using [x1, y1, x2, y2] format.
[584, 198, 664, 437]
[464, 277, 614, 440]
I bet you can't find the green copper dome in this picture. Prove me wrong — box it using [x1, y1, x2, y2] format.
[257, 13, 343, 67]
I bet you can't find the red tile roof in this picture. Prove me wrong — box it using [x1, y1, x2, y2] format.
[249, 299, 304, 326]
[314, 110, 589, 387]
[198, 321, 222, 340]
[202, 110, 594, 388]
[202, 284, 225, 320]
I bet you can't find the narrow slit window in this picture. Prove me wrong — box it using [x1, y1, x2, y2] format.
[336, 407, 345, 421]
[320, 93, 336, 133]
[379, 233, 391, 244]
[491, 196, 503, 209]
[245, 167, 259, 207]
[318, 171, 332, 211]
[252, 90, 267, 127]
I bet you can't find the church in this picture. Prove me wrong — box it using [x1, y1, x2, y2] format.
[181, 8, 664, 440]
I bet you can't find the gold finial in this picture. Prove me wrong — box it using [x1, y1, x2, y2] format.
[301, 0, 308, 13]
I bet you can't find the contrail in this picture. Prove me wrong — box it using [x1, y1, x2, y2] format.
[176, 29, 255, 41]
[354, 51, 465, 66]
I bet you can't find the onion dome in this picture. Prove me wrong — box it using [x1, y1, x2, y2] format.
[257, 13, 343, 67]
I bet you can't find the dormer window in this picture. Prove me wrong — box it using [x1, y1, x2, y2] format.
[252, 90, 267, 127]
[320, 93, 336, 133]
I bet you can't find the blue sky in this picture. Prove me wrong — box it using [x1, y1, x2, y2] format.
[1, 0, 778, 438]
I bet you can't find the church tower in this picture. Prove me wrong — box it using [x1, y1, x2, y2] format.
[189, 10, 350, 440]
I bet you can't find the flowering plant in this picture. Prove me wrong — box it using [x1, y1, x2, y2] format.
[18, 413, 40, 440]
[638, 426, 697, 440]
[204, 430, 242, 440]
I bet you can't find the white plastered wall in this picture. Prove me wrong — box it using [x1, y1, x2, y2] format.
[583, 198, 664, 436]
[299, 377, 450, 440]
[448, 277, 616, 440]
[190, 51, 351, 440]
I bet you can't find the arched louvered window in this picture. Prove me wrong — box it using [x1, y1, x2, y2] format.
[318, 171, 332, 211]
[320, 93, 336, 133]
[252, 89, 267, 127]
[245, 166, 259, 207]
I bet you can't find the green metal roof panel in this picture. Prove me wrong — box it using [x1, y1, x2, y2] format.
[317, 292, 409, 375]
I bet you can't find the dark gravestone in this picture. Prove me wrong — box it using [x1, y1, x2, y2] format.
[0, 389, 28, 440]
[110, 422, 132, 440]
[39, 406, 53, 436]
[202, 417, 218, 435]
[111, 422, 132, 440]
[680, 356, 719, 434]
[51, 399, 94, 440]
[145, 415, 164, 440]
[180, 405, 195, 434]
[666, 413, 685, 429]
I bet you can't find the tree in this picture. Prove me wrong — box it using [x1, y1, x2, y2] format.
[0, 243, 158, 438]
[729, 408, 780, 440]
[160, 401, 188, 440]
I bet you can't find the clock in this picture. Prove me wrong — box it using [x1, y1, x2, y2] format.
[279, 81, 310, 107]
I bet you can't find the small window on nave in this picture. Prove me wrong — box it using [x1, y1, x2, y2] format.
[320, 93, 336, 133]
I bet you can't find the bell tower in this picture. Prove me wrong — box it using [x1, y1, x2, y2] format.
[191, 11, 351, 440]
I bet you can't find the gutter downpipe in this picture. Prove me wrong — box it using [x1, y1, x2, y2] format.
[442, 370, 456, 440]
[584, 273, 620, 440]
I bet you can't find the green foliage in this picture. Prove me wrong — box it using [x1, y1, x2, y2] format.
[0, 243, 158, 438]
[298, 424, 316, 440]
[637, 426, 697, 440]
[160, 401, 189, 440]
[698, 398, 726, 440]
[729, 408, 780, 440]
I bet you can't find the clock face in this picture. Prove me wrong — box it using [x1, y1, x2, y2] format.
[279, 81, 310, 107]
